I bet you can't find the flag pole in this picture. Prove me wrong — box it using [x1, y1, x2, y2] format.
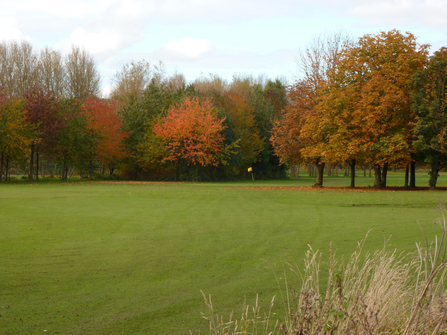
[248, 167, 254, 181]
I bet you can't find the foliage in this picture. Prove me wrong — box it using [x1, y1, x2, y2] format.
[23, 86, 63, 157]
[0, 94, 31, 180]
[153, 96, 226, 167]
[322, 30, 428, 169]
[411, 47, 447, 189]
[271, 80, 316, 166]
[81, 96, 128, 168]
[55, 98, 92, 176]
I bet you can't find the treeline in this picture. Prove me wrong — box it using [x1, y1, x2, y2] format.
[0, 41, 287, 181]
[272, 30, 447, 189]
[2, 30, 445, 186]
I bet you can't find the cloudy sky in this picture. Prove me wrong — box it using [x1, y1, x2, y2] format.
[1, 0, 446, 95]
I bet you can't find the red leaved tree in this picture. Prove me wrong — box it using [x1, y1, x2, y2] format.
[153, 97, 226, 168]
[81, 97, 129, 178]
[23, 86, 63, 180]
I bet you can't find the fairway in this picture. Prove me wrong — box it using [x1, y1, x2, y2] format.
[1, 174, 447, 334]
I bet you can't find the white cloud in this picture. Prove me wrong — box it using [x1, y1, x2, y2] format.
[56, 0, 147, 58]
[58, 28, 124, 56]
[0, 17, 26, 41]
[348, 0, 447, 27]
[154, 38, 214, 61]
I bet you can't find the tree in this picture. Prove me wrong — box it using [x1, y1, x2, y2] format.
[319, 30, 428, 188]
[153, 97, 226, 170]
[120, 79, 197, 179]
[271, 80, 314, 167]
[272, 32, 351, 186]
[0, 93, 31, 181]
[217, 92, 264, 170]
[110, 59, 151, 107]
[263, 79, 288, 118]
[81, 97, 128, 178]
[411, 47, 447, 189]
[65, 45, 101, 100]
[56, 98, 91, 179]
[38, 47, 66, 97]
[0, 40, 39, 97]
[23, 86, 63, 180]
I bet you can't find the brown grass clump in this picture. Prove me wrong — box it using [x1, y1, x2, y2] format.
[198, 212, 447, 335]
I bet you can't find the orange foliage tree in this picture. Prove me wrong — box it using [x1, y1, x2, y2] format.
[271, 80, 315, 166]
[318, 30, 428, 187]
[153, 97, 226, 169]
[81, 97, 128, 178]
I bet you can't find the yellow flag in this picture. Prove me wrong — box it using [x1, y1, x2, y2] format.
[248, 167, 252, 172]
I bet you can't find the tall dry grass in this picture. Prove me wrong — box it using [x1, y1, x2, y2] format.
[198, 212, 447, 335]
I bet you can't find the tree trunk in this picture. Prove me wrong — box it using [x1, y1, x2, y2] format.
[374, 164, 382, 188]
[35, 146, 39, 180]
[380, 162, 389, 188]
[429, 157, 439, 190]
[316, 161, 325, 186]
[363, 167, 366, 177]
[411, 162, 416, 187]
[5, 156, 9, 181]
[62, 161, 67, 180]
[349, 159, 356, 188]
[89, 159, 93, 180]
[0, 151, 3, 182]
[29, 143, 34, 180]
[369, 164, 372, 177]
[404, 164, 409, 189]
[335, 165, 339, 177]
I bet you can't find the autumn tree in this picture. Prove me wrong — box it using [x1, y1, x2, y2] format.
[411, 47, 447, 189]
[229, 75, 287, 179]
[152, 97, 226, 176]
[321, 30, 428, 188]
[65, 45, 101, 100]
[271, 80, 314, 166]
[23, 87, 63, 180]
[273, 32, 351, 186]
[0, 93, 31, 181]
[81, 97, 128, 178]
[120, 78, 197, 178]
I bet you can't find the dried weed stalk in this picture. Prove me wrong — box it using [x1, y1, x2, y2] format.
[198, 211, 447, 335]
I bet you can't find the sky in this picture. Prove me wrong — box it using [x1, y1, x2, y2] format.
[1, 0, 446, 95]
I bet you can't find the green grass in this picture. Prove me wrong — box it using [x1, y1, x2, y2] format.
[1, 172, 446, 334]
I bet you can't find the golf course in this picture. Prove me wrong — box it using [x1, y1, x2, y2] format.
[1, 172, 446, 334]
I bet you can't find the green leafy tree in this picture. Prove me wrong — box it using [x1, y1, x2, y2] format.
[411, 47, 447, 189]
